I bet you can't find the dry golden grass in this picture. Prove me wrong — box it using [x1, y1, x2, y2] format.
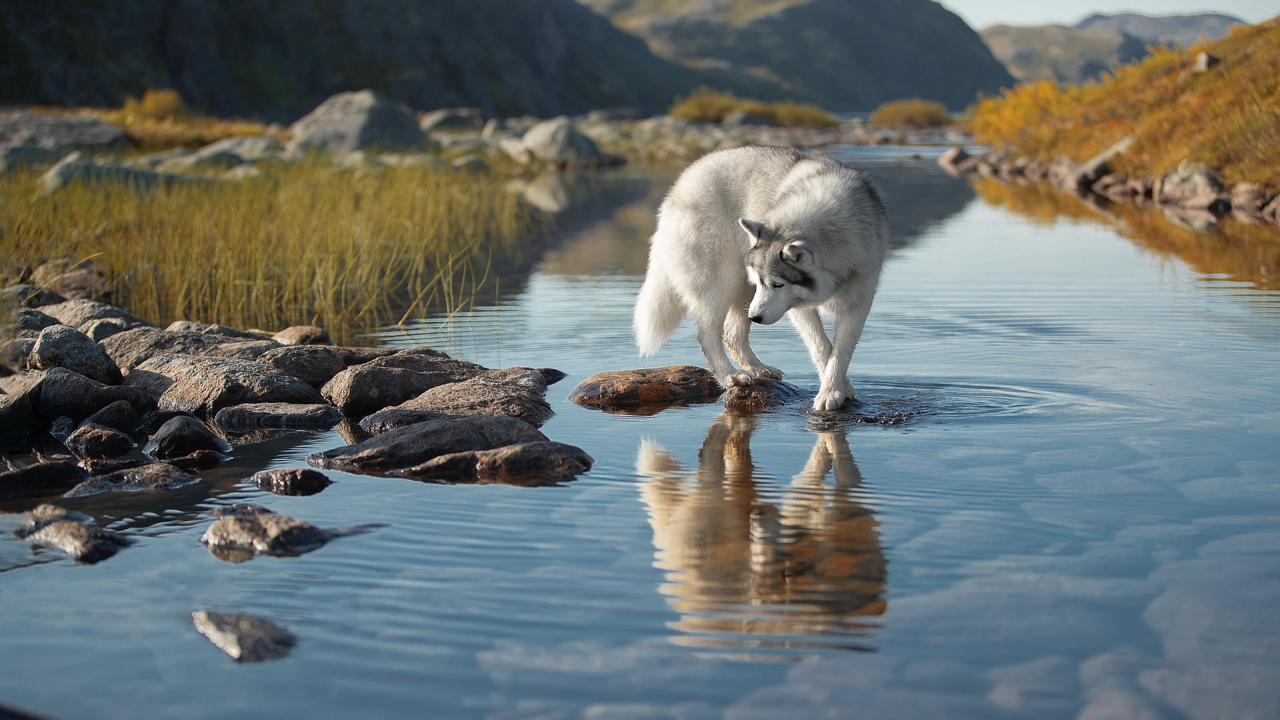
[972, 177, 1280, 289]
[669, 87, 839, 127]
[967, 18, 1280, 189]
[0, 162, 538, 343]
[869, 99, 953, 129]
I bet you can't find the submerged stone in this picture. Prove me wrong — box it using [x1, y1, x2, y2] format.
[63, 462, 200, 498]
[0, 461, 90, 501]
[192, 610, 297, 662]
[396, 441, 594, 485]
[213, 402, 343, 431]
[359, 377, 553, 434]
[569, 365, 723, 414]
[15, 504, 131, 564]
[307, 414, 546, 475]
[200, 504, 332, 562]
[249, 468, 333, 496]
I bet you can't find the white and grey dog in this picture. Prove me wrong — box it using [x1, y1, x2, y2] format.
[633, 145, 888, 411]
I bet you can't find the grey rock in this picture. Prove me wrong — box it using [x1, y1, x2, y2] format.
[63, 462, 201, 498]
[28, 324, 121, 384]
[320, 348, 483, 416]
[143, 415, 231, 459]
[0, 283, 66, 308]
[0, 461, 90, 501]
[1229, 182, 1269, 216]
[396, 441, 594, 485]
[0, 144, 64, 174]
[39, 152, 219, 196]
[157, 149, 243, 173]
[65, 423, 135, 459]
[1154, 160, 1227, 210]
[518, 117, 607, 167]
[125, 355, 322, 416]
[21, 367, 155, 423]
[80, 399, 141, 435]
[287, 90, 433, 155]
[100, 327, 278, 370]
[255, 345, 347, 388]
[331, 346, 396, 366]
[0, 391, 37, 447]
[214, 402, 342, 431]
[14, 504, 130, 564]
[3, 307, 60, 335]
[569, 365, 723, 414]
[165, 320, 265, 340]
[420, 107, 484, 132]
[1063, 136, 1133, 192]
[360, 376, 553, 434]
[37, 299, 149, 335]
[200, 503, 332, 561]
[308, 414, 546, 474]
[191, 135, 283, 161]
[192, 610, 296, 662]
[249, 468, 332, 496]
[271, 325, 333, 346]
[82, 317, 131, 341]
[0, 110, 128, 151]
[0, 336, 36, 375]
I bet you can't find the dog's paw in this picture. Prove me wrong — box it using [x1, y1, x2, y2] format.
[721, 371, 756, 388]
[812, 388, 850, 412]
[746, 364, 784, 380]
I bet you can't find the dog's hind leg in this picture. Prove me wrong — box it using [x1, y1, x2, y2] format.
[694, 308, 754, 388]
[724, 308, 783, 380]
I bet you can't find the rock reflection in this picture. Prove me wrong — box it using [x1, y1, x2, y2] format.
[637, 414, 886, 656]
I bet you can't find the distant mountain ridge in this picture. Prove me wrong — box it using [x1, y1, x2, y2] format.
[981, 12, 1247, 84]
[579, 0, 1015, 111]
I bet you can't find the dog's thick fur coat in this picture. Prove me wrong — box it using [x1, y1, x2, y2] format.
[634, 146, 888, 411]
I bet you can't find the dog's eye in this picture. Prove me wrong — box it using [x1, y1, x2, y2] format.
[772, 281, 785, 289]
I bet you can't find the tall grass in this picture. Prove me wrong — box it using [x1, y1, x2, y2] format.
[0, 162, 537, 344]
[967, 18, 1280, 188]
[669, 87, 839, 127]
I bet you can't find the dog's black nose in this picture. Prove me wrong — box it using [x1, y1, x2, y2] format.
[749, 314, 763, 324]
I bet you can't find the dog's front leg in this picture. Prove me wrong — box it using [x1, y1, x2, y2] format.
[814, 307, 870, 411]
[788, 308, 832, 373]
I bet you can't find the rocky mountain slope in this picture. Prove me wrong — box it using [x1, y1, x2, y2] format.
[578, 0, 1015, 111]
[0, 0, 713, 122]
[981, 12, 1247, 84]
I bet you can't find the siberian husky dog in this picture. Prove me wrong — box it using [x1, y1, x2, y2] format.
[633, 145, 888, 411]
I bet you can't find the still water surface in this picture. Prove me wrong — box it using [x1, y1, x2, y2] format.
[2, 147, 1278, 720]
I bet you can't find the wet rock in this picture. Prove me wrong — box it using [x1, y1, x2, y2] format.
[321, 348, 482, 415]
[63, 462, 200, 497]
[27, 324, 122, 384]
[167, 450, 226, 473]
[213, 402, 342, 431]
[126, 355, 324, 417]
[143, 415, 232, 459]
[0, 110, 129, 151]
[65, 423, 135, 459]
[287, 89, 432, 155]
[165, 320, 265, 340]
[397, 441, 593, 485]
[100, 327, 277, 370]
[138, 410, 191, 435]
[22, 367, 155, 423]
[0, 461, 90, 501]
[360, 377, 553, 434]
[331, 346, 397, 366]
[30, 259, 114, 302]
[80, 399, 141, 435]
[256, 345, 347, 388]
[192, 610, 297, 662]
[569, 365, 723, 414]
[14, 504, 130, 564]
[1154, 160, 1227, 210]
[249, 468, 332, 496]
[200, 503, 332, 561]
[307, 414, 546, 475]
[1061, 137, 1132, 192]
[0, 284, 66, 308]
[37, 299, 149, 336]
[271, 325, 333, 346]
[721, 378, 807, 413]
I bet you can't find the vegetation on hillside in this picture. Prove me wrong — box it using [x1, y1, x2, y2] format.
[967, 18, 1280, 188]
[870, 100, 952, 129]
[0, 163, 536, 342]
[669, 88, 839, 127]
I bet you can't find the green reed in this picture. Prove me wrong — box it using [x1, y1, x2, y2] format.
[0, 160, 537, 344]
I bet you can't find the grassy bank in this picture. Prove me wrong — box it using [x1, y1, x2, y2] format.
[0, 162, 536, 343]
[967, 18, 1280, 189]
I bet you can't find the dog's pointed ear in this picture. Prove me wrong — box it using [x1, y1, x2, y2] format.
[781, 241, 811, 266]
[739, 218, 765, 247]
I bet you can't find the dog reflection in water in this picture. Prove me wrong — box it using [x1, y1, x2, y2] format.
[637, 414, 887, 652]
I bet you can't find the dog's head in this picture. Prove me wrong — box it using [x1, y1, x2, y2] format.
[741, 218, 816, 325]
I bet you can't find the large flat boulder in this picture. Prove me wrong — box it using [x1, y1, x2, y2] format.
[125, 355, 324, 417]
[287, 90, 433, 155]
[213, 402, 342, 431]
[359, 377, 553, 434]
[320, 348, 485, 416]
[569, 365, 722, 414]
[396, 441, 594, 486]
[255, 345, 347, 388]
[307, 415, 546, 475]
[101, 327, 278, 370]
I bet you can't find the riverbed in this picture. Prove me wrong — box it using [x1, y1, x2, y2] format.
[2, 146, 1278, 720]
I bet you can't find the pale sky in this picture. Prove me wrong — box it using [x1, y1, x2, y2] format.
[938, 1, 1277, 29]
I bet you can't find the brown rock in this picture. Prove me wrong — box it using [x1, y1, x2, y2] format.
[331, 346, 396, 366]
[21, 367, 155, 424]
[359, 377, 553, 434]
[15, 504, 130, 564]
[721, 378, 807, 413]
[307, 414, 546, 475]
[213, 402, 343, 431]
[63, 462, 200, 497]
[1229, 183, 1269, 216]
[100, 327, 279, 371]
[143, 415, 231, 459]
[200, 504, 331, 561]
[249, 468, 332, 496]
[36, 299, 149, 335]
[320, 348, 485, 416]
[255, 345, 347, 388]
[569, 365, 722, 414]
[126, 355, 324, 417]
[64, 423, 135, 459]
[272, 325, 333, 346]
[396, 441, 593, 485]
[80, 400, 141, 435]
[192, 610, 297, 662]
[30, 259, 113, 301]
[0, 461, 90, 501]
[165, 320, 265, 339]
[28, 324, 122, 384]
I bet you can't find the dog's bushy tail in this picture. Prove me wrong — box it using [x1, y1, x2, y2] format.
[633, 270, 684, 357]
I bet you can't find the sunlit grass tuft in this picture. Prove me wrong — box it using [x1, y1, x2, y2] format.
[869, 99, 953, 130]
[0, 162, 538, 344]
[669, 87, 839, 127]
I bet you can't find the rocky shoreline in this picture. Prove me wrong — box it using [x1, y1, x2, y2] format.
[938, 142, 1280, 231]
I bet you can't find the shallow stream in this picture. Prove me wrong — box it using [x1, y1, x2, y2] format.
[2, 147, 1278, 720]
